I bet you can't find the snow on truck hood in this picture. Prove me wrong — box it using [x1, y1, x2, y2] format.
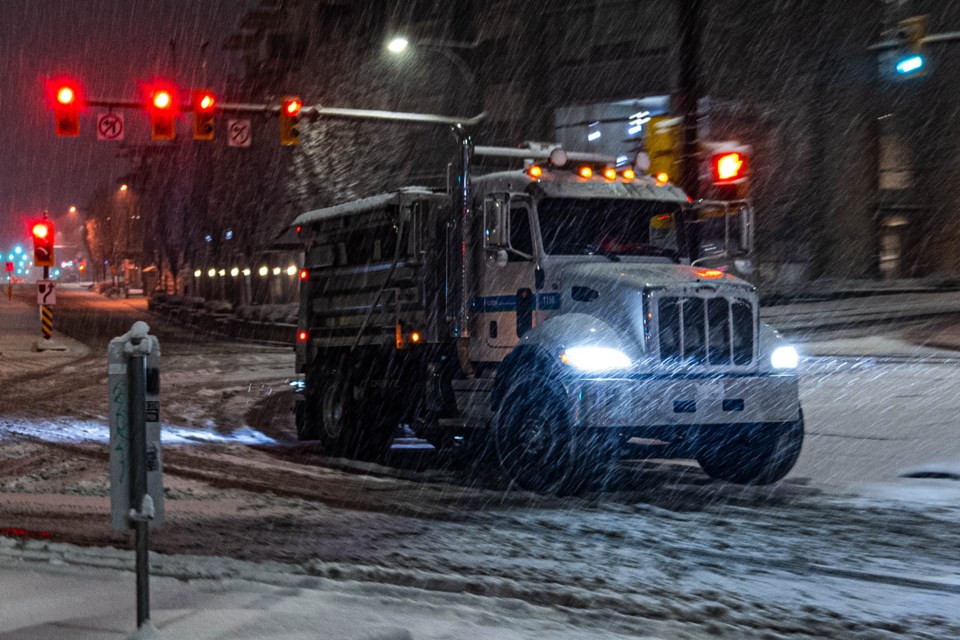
[556, 261, 755, 294]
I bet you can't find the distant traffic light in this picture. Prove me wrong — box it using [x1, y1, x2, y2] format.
[32, 219, 55, 267]
[52, 80, 81, 137]
[895, 16, 927, 77]
[192, 89, 216, 141]
[279, 96, 302, 146]
[148, 86, 176, 140]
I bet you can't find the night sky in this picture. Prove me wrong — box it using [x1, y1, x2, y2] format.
[0, 0, 255, 247]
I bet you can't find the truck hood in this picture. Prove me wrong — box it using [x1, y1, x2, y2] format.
[554, 260, 754, 293]
[551, 260, 756, 354]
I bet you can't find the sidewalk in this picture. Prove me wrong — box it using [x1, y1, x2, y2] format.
[0, 539, 649, 640]
[0, 297, 89, 380]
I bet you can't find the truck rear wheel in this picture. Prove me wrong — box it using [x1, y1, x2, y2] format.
[318, 373, 395, 462]
[493, 378, 613, 494]
[696, 414, 804, 485]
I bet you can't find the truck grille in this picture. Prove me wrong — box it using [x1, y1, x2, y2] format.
[655, 296, 754, 366]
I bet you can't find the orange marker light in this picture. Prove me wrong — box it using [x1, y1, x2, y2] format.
[655, 172, 669, 184]
[578, 166, 593, 179]
[411, 331, 421, 343]
[695, 269, 724, 279]
[527, 165, 543, 179]
[603, 168, 617, 181]
[56, 87, 75, 105]
[622, 168, 636, 181]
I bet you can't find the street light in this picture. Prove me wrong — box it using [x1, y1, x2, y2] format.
[386, 37, 409, 54]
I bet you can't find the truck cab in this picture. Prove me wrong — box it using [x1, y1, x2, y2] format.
[292, 147, 803, 493]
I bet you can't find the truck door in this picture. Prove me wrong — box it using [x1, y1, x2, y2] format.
[477, 194, 538, 355]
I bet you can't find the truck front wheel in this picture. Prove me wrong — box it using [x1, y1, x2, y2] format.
[493, 378, 614, 494]
[695, 413, 804, 485]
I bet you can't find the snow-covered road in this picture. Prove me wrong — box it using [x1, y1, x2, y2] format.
[2, 326, 960, 638]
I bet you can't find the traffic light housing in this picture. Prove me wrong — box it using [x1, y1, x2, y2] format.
[279, 96, 302, 146]
[32, 219, 55, 267]
[895, 16, 927, 76]
[52, 81, 81, 137]
[192, 89, 216, 141]
[148, 86, 177, 140]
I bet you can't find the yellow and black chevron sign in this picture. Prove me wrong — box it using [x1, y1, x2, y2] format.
[40, 305, 53, 339]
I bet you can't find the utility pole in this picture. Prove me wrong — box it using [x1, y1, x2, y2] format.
[677, 0, 703, 200]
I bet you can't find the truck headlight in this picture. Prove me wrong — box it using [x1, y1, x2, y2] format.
[560, 347, 632, 372]
[771, 345, 799, 369]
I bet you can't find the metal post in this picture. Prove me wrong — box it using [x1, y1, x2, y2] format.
[456, 126, 473, 340]
[41, 266, 51, 340]
[128, 347, 150, 628]
[677, 0, 703, 200]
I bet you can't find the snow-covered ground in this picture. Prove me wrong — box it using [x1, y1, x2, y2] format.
[3, 294, 960, 638]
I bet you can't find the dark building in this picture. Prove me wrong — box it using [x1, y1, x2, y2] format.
[225, 0, 960, 286]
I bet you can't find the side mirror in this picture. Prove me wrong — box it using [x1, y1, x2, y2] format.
[483, 197, 508, 247]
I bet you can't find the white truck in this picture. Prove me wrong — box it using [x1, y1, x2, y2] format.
[292, 144, 802, 493]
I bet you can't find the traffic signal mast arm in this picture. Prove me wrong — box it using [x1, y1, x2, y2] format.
[74, 97, 485, 127]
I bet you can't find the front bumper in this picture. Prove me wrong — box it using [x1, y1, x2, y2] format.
[569, 374, 800, 428]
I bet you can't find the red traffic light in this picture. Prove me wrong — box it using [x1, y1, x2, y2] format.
[56, 86, 76, 105]
[146, 84, 177, 141]
[32, 222, 51, 239]
[152, 89, 173, 110]
[711, 150, 748, 185]
[192, 90, 216, 141]
[194, 91, 216, 112]
[31, 219, 55, 267]
[283, 98, 302, 116]
[49, 78, 81, 137]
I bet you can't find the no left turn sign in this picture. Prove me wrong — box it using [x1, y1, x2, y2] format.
[227, 119, 252, 148]
[97, 113, 125, 141]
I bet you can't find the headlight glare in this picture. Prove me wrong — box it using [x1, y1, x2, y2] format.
[771, 345, 799, 369]
[560, 346, 632, 372]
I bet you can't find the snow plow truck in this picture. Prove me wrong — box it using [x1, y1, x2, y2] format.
[292, 143, 803, 493]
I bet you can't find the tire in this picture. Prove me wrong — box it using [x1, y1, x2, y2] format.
[696, 412, 804, 485]
[493, 377, 614, 494]
[317, 372, 395, 462]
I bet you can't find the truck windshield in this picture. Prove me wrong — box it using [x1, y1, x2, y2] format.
[538, 198, 681, 260]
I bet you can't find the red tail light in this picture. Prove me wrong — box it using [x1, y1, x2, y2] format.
[297, 330, 308, 342]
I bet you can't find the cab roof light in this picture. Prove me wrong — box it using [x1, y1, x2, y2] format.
[655, 172, 669, 185]
[527, 165, 543, 179]
[622, 168, 636, 181]
[602, 167, 617, 181]
[578, 166, 593, 179]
